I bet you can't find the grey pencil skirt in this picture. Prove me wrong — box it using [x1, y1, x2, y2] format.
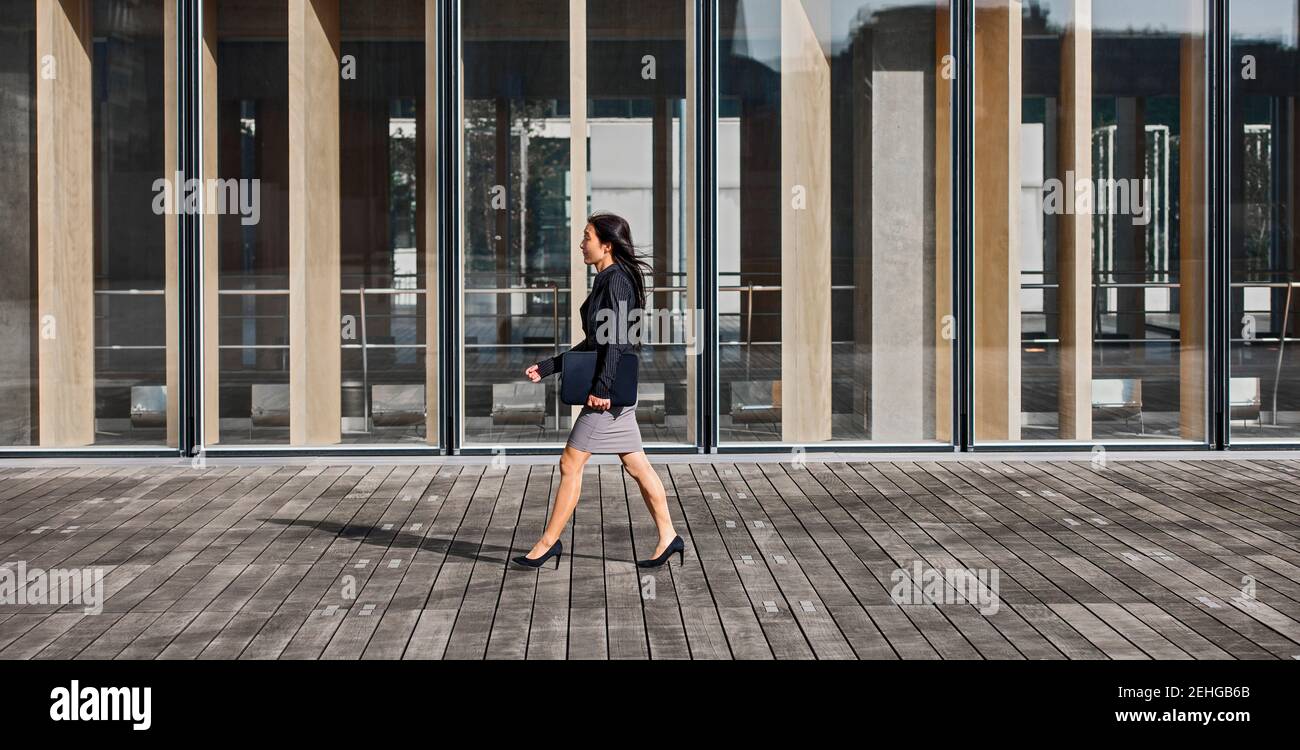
[565, 401, 643, 454]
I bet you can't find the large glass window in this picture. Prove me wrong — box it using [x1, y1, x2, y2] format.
[717, 0, 952, 444]
[0, 1, 1267, 455]
[460, 0, 695, 447]
[973, 0, 1208, 444]
[1229, 0, 1300, 441]
[208, 0, 435, 447]
[212, 0, 289, 446]
[1, 0, 173, 449]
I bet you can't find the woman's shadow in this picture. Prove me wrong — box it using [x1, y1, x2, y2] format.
[263, 518, 608, 565]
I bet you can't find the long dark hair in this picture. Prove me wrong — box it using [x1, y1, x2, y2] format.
[587, 211, 652, 311]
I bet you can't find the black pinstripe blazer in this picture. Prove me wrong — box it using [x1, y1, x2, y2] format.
[533, 261, 640, 399]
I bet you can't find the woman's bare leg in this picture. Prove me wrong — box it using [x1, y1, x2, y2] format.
[524, 445, 591, 558]
[619, 450, 678, 557]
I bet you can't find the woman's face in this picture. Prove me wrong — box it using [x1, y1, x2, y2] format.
[580, 223, 611, 265]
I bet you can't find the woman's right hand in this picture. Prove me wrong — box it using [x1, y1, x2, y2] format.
[524, 364, 541, 383]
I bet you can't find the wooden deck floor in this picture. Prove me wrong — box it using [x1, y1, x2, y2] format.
[1, 458, 1298, 660]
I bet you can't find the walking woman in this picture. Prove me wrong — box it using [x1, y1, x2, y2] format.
[512, 212, 685, 570]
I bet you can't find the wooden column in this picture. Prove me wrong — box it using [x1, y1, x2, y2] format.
[288, 0, 341, 445]
[1058, 0, 1092, 440]
[935, 2, 952, 443]
[780, 0, 832, 442]
[201, 0, 220, 445]
[36, 0, 94, 447]
[973, 0, 1021, 441]
[569, 0, 587, 422]
[1179, 28, 1206, 441]
[425, 0, 439, 444]
[684, 0, 697, 444]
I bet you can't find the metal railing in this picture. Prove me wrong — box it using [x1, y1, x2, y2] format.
[85, 275, 1300, 430]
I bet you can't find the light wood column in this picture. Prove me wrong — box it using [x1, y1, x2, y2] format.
[684, 0, 697, 444]
[973, 0, 1021, 441]
[36, 0, 94, 447]
[1058, 0, 1092, 440]
[936, 2, 952, 443]
[569, 0, 587, 422]
[1179, 27, 1206, 441]
[288, 0, 342, 445]
[201, 0, 220, 445]
[779, 0, 832, 443]
[424, 0, 439, 445]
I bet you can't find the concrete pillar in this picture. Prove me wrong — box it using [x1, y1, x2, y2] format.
[869, 8, 937, 442]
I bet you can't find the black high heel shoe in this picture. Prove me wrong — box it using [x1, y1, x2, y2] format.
[512, 540, 562, 569]
[636, 535, 684, 568]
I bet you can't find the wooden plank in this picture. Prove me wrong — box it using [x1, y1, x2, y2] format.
[36, 613, 125, 659]
[115, 612, 200, 660]
[666, 464, 765, 658]
[0, 613, 85, 659]
[274, 466, 422, 658]
[565, 464, 607, 660]
[441, 465, 524, 659]
[516, 467, 571, 659]
[74, 612, 162, 660]
[601, 464, 648, 659]
[1038, 461, 1300, 614]
[688, 465, 813, 658]
[711, 464, 855, 659]
[487, 466, 552, 659]
[317, 467, 440, 658]
[1049, 602, 1148, 659]
[157, 610, 240, 659]
[626, 464, 692, 659]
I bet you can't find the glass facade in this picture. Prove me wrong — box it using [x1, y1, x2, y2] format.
[2, 0, 172, 448]
[459, 0, 694, 446]
[719, 0, 950, 444]
[210, 0, 433, 447]
[0, 1, 1286, 454]
[1230, 0, 1300, 440]
[973, 0, 1208, 444]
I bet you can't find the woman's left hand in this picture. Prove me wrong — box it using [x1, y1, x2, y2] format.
[587, 394, 611, 411]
